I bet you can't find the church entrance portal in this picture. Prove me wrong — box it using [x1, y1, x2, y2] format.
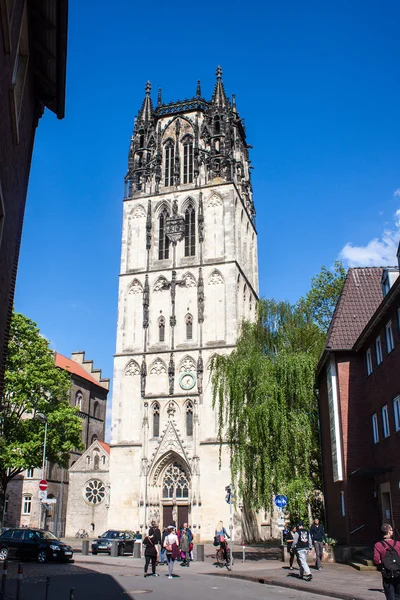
[160, 461, 190, 528]
[162, 505, 189, 529]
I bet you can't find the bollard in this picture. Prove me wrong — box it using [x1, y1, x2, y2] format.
[110, 541, 120, 557]
[242, 545, 246, 563]
[15, 563, 23, 600]
[82, 540, 89, 556]
[69, 588, 75, 600]
[195, 544, 204, 562]
[1, 559, 8, 600]
[133, 541, 141, 559]
[45, 576, 50, 600]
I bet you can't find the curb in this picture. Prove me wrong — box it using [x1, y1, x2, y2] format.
[207, 571, 368, 600]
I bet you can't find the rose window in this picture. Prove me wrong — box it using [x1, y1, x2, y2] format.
[84, 480, 106, 504]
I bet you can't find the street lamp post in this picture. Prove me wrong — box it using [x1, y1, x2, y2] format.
[35, 413, 48, 529]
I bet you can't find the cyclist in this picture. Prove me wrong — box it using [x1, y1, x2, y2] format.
[215, 521, 230, 562]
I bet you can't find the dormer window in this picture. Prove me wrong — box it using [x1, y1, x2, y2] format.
[382, 271, 390, 296]
[382, 268, 399, 296]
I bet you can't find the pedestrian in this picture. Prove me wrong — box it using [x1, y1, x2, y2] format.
[215, 520, 230, 562]
[160, 527, 168, 565]
[142, 534, 159, 578]
[163, 525, 179, 579]
[373, 523, 400, 600]
[149, 521, 162, 556]
[310, 518, 327, 570]
[180, 528, 190, 567]
[284, 525, 296, 570]
[291, 521, 313, 581]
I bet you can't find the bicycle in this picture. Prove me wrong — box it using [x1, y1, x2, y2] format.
[216, 541, 233, 570]
[75, 529, 89, 538]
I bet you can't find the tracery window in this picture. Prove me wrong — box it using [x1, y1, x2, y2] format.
[153, 402, 160, 437]
[162, 462, 190, 499]
[84, 479, 106, 504]
[214, 115, 220, 134]
[75, 391, 83, 410]
[158, 208, 170, 260]
[186, 401, 193, 437]
[185, 314, 193, 340]
[164, 140, 174, 187]
[184, 204, 196, 257]
[183, 136, 193, 184]
[159, 317, 165, 342]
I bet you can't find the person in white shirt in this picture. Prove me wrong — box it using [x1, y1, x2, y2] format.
[163, 525, 179, 578]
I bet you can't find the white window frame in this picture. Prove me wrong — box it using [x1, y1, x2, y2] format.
[382, 405, 390, 438]
[22, 495, 32, 515]
[375, 336, 383, 365]
[385, 321, 395, 354]
[366, 348, 373, 376]
[326, 356, 344, 482]
[372, 413, 379, 444]
[393, 396, 400, 433]
[26, 468, 34, 479]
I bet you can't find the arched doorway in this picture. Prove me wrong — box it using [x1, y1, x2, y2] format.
[161, 461, 191, 529]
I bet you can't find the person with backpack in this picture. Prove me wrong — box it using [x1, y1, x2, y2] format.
[163, 525, 179, 579]
[373, 523, 400, 600]
[291, 521, 313, 581]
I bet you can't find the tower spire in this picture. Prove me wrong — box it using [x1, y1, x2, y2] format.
[139, 81, 154, 123]
[196, 80, 201, 98]
[212, 66, 228, 107]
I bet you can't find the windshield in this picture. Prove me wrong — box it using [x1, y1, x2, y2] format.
[36, 531, 59, 541]
[100, 531, 124, 539]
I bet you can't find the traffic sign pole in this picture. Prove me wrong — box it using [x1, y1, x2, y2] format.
[229, 483, 233, 571]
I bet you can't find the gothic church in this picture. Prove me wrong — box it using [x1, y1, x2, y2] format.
[108, 68, 259, 540]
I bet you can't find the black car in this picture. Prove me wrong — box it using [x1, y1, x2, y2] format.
[91, 530, 135, 555]
[0, 528, 73, 563]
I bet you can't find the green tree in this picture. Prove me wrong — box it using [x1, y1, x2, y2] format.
[0, 312, 83, 527]
[211, 264, 346, 532]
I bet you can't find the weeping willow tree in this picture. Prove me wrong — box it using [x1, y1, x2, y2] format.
[211, 263, 345, 525]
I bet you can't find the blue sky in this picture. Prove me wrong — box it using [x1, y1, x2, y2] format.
[14, 0, 400, 435]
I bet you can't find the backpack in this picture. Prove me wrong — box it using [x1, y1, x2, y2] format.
[297, 528, 310, 549]
[381, 540, 400, 578]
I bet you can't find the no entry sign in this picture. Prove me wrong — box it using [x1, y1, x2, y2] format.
[39, 480, 48, 491]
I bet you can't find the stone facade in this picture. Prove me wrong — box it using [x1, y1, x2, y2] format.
[4, 352, 109, 536]
[108, 68, 259, 541]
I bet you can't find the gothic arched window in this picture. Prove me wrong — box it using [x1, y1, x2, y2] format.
[93, 401, 99, 418]
[184, 204, 196, 257]
[183, 136, 193, 184]
[164, 140, 174, 187]
[185, 314, 193, 340]
[159, 316, 165, 342]
[75, 391, 83, 410]
[186, 401, 193, 437]
[158, 208, 170, 260]
[153, 402, 160, 438]
[91, 434, 98, 444]
[162, 462, 190, 499]
[214, 115, 220, 134]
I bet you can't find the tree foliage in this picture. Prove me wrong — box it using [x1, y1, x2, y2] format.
[212, 264, 346, 526]
[0, 312, 83, 523]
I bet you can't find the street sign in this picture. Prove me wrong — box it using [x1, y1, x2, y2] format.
[38, 490, 47, 500]
[39, 479, 48, 491]
[274, 495, 288, 509]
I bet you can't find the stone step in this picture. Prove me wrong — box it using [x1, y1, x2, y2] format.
[348, 561, 377, 571]
[353, 556, 375, 567]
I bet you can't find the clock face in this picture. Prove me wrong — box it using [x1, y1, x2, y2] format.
[179, 372, 196, 391]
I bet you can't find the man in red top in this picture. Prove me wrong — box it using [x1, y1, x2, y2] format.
[373, 524, 400, 600]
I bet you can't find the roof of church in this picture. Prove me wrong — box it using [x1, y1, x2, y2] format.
[325, 267, 385, 350]
[98, 441, 110, 454]
[55, 352, 109, 390]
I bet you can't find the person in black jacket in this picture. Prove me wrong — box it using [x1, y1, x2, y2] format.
[143, 534, 159, 577]
[310, 518, 327, 570]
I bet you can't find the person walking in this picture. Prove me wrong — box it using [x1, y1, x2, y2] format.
[291, 521, 313, 581]
[180, 528, 190, 567]
[142, 534, 159, 578]
[180, 522, 193, 561]
[149, 521, 162, 556]
[310, 518, 327, 570]
[160, 527, 168, 565]
[284, 525, 296, 570]
[163, 525, 179, 579]
[373, 523, 400, 600]
[215, 520, 230, 562]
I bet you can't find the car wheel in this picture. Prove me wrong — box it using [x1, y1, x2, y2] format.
[0, 547, 8, 561]
[37, 550, 48, 563]
[92, 550, 97, 555]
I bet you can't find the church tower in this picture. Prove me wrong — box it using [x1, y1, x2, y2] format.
[108, 68, 259, 539]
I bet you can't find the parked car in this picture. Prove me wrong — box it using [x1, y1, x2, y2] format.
[0, 528, 73, 563]
[91, 530, 135, 555]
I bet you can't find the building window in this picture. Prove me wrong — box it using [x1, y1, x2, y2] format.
[162, 462, 190, 499]
[158, 208, 170, 260]
[93, 401, 99, 419]
[22, 495, 32, 515]
[91, 434, 98, 444]
[385, 321, 395, 354]
[375, 336, 383, 365]
[164, 140, 174, 187]
[214, 115, 221, 135]
[340, 491, 345, 517]
[393, 397, 400, 432]
[3, 497, 8, 517]
[366, 348, 373, 376]
[183, 136, 193, 184]
[159, 317, 165, 342]
[185, 314, 193, 340]
[84, 479, 106, 504]
[372, 413, 379, 444]
[382, 405, 390, 438]
[26, 468, 34, 479]
[186, 401, 193, 436]
[184, 204, 196, 257]
[153, 402, 160, 437]
[75, 391, 83, 410]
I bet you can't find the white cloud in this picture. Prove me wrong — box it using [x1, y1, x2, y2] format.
[339, 209, 400, 268]
[394, 189, 400, 197]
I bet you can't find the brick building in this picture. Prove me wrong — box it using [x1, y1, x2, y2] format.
[4, 351, 109, 536]
[0, 0, 68, 394]
[316, 256, 400, 545]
